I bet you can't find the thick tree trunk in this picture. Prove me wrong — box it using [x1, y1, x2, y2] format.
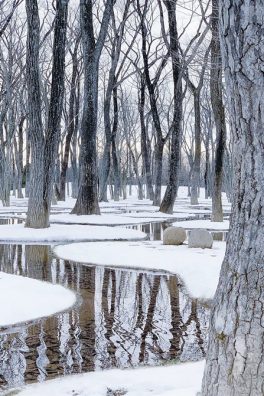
[202, 1, 264, 395]
[159, 0, 182, 214]
[25, 0, 46, 227]
[25, 0, 68, 227]
[72, 0, 113, 215]
[211, 0, 227, 222]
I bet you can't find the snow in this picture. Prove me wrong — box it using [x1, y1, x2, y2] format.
[0, 272, 76, 327]
[14, 360, 205, 396]
[0, 224, 146, 243]
[47, 213, 192, 225]
[54, 240, 226, 299]
[172, 219, 230, 230]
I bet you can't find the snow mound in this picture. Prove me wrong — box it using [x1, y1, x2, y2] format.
[0, 272, 76, 327]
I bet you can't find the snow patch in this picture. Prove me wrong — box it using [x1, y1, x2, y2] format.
[0, 272, 76, 327]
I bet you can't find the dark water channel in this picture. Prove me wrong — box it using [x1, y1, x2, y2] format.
[0, 242, 210, 392]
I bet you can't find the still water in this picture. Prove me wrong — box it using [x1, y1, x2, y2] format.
[0, 243, 209, 392]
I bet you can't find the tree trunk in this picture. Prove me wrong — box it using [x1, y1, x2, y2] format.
[190, 92, 201, 205]
[211, 0, 227, 222]
[159, 0, 182, 214]
[111, 85, 121, 201]
[58, 37, 80, 201]
[72, 0, 113, 215]
[25, 0, 46, 227]
[25, 0, 68, 227]
[139, 76, 154, 201]
[202, 1, 264, 395]
[153, 140, 164, 206]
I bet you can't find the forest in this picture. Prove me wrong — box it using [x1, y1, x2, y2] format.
[0, 0, 263, 395]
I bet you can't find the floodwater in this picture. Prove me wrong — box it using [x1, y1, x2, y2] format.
[0, 244, 210, 392]
[128, 221, 228, 241]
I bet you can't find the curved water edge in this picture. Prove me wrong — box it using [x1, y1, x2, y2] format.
[0, 242, 210, 393]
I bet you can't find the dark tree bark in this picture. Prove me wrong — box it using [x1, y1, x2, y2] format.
[202, 1, 264, 394]
[139, 75, 154, 201]
[159, 0, 183, 214]
[184, 46, 210, 207]
[58, 36, 80, 201]
[111, 84, 121, 201]
[137, 0, 169, 206]
[42, 0, 69, 220]
[25, 0, 46, 227]
[99, 1, 130, 202]
[210, 0, 227, 222]
[190, 90, 201, 205]
[72, 0, 114, 215]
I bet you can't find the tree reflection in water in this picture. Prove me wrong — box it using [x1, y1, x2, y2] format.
[0, 244, 209, 392]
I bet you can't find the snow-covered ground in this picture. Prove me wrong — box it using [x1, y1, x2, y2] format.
[12, 211, 194, 225]
[0, 186, 230, 396]
[14, 360, 205, 396]
[0, 223, 146, 243]
[54, 240, 225, 299]
[0, 272, 76, 328]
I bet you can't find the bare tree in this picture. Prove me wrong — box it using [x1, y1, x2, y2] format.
[25, 0, 69, 227]
[71, 0, 115, 215]
[202, 1, 264, 394]
[210, 0, 226, 222]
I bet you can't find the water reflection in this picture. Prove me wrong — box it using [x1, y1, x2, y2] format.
[0, 245, 209, 391]
[128, 222, 228, 241]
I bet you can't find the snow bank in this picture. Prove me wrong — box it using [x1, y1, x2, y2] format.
[172, 219, 230, 231]
[54, 240, 226, 299]
[15, 360, 205, 396]
[0, 272, 75, 327]
[0, 224, 146, 243]
[48, 213, 178, 225]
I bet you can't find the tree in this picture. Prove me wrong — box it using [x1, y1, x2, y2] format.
[25, 0, 69, 228]
[71, 0, 114, 215]
[210, 0, 226, 222]
[202, 1, 264, 394]
[159, 0, 183, 214]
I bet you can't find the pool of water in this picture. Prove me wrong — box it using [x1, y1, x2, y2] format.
[128, 222, 228, 242]
[0, 244, 209, 392]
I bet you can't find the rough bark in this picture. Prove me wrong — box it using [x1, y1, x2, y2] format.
[202, 1, 264, 395]
[25, 0, 68, 227]
[159, 0, 183, 214]
[211, 0, 227, 222]
[72, 0, 114, 215]
[25, 0, 46, 227]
